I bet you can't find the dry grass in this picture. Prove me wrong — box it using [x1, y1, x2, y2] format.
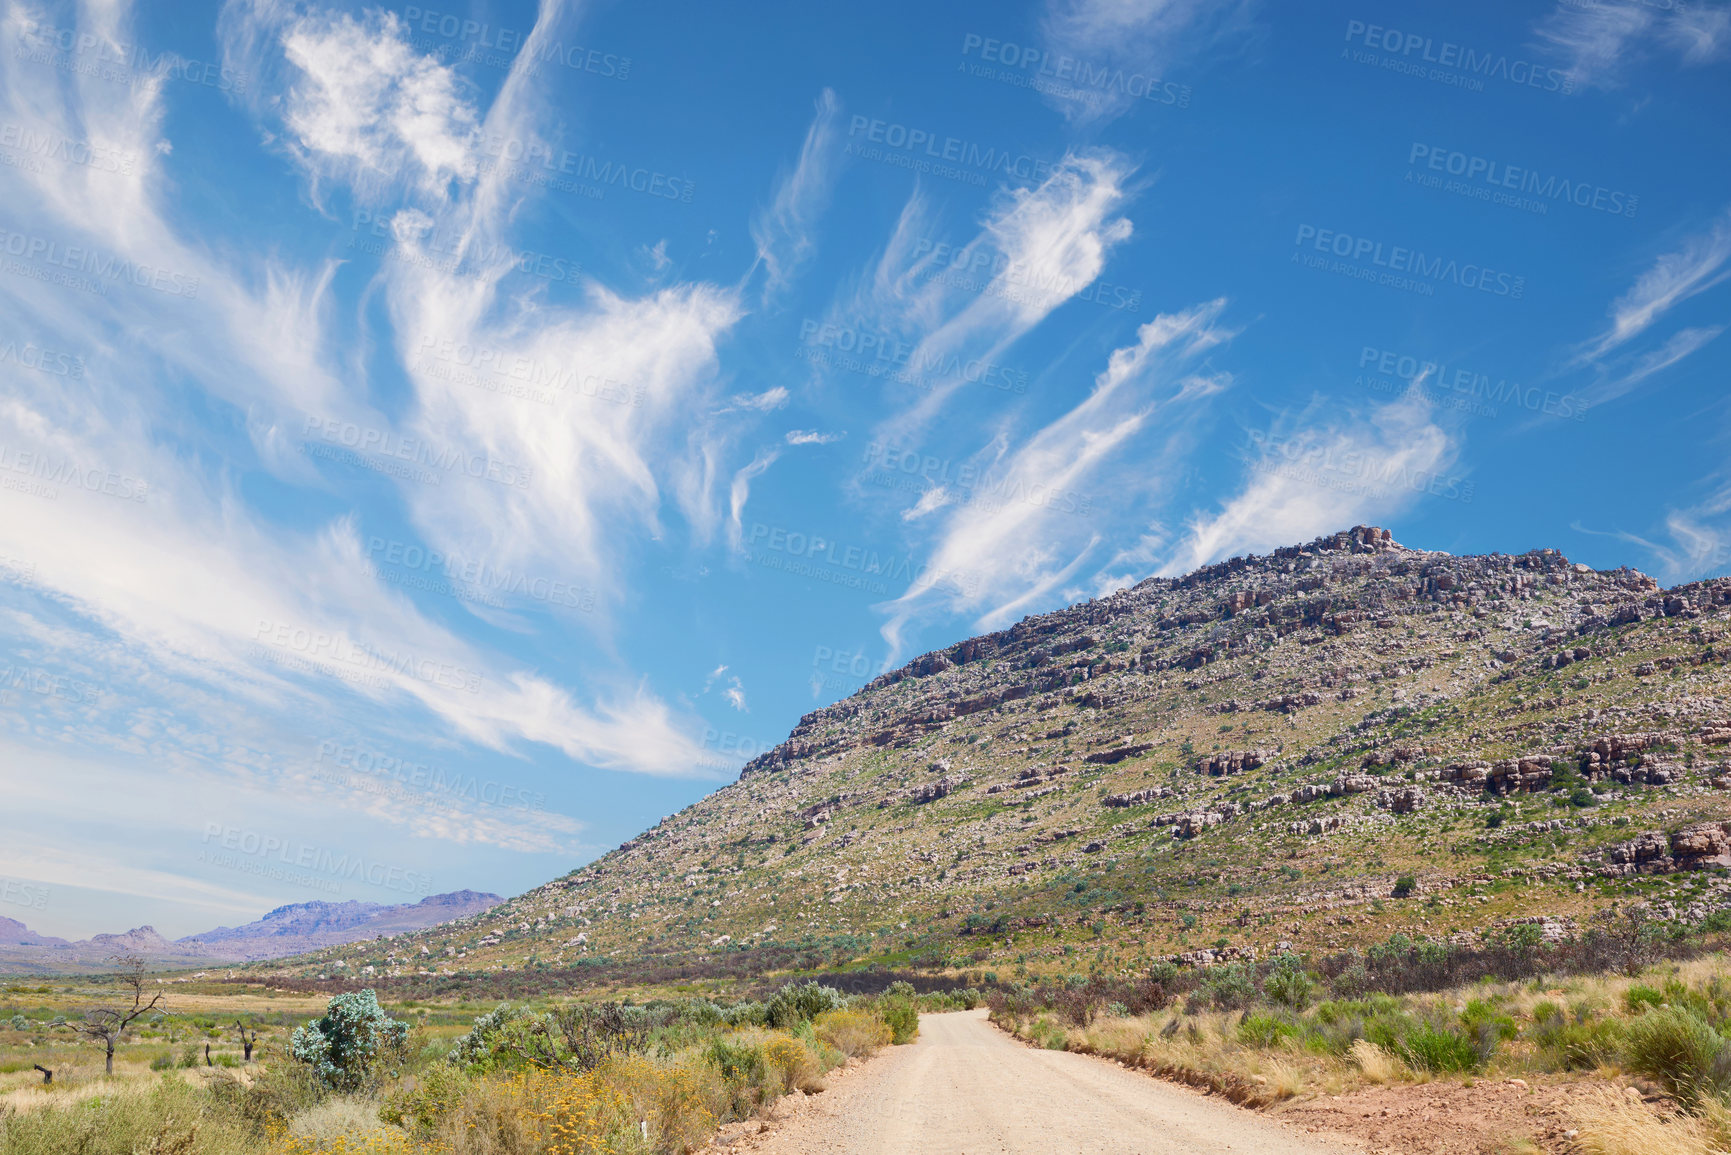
[285, 1096, 388, 1144]
[1350, 1039, 1400, 1085]
[814, 1010, 890, 1059]
[1571, 1087, 1731, 1155]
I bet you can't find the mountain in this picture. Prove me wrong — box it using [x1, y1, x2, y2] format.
[247, 527, 1728, 987]
[178, 890, 503, 961]
[0, 891, 502, 975]
[0, 917, 69, 949]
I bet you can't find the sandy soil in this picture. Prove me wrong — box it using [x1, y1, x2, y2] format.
[710, 1009, 1359, 1154]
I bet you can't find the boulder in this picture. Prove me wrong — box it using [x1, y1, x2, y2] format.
[1195, 749, 1269, 776]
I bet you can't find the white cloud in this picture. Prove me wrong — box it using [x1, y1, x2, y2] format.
[1535, 0, 1730, 88]
[1160, 390, 1456, 576]
[730, 386, 790, 412]
[785, 429, 843, 446]
[279, 9, 482, 196]
[869, 151, 1136, 439]
[1577, 208, 1731, 362]
[900, 486, 955, 522]
[751, 89, 841, 294]
[1581, 325, 1724, 408]
[0, 0, 738, 783]
[726, 447, 781, 552]
[700, 664, 747, 711]
[1039, 0, 1253, 121]
[878, 299, 1233, 657]
[1575, 474, 1731, 583]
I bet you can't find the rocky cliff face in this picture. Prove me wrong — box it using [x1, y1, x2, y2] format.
[258, 528, 1731, 983]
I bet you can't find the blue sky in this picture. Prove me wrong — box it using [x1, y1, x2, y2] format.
[1, 0, 1728, 940]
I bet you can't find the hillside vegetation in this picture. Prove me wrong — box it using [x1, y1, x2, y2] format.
[253, 527, 1731, 991]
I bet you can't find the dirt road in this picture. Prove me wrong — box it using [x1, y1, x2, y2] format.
[738, 1010, 1358, 1154]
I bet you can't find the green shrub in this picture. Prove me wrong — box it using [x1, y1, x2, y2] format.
[1531, 1005, 1622, 1071]
[707, 1036, 764, 1085]
[879, 996, 919, 1045]
[1460, 997, 1517, 1063]
[1398, 1023, 1480, 1073]
[766, 982, 846, 1029]
[1624, 984, 1666, 1014]
[1623, 1006, 1731, 1109]
[1392, 876, 1417, 899]
[1238, 1013, 1295, 1047]
[289, 990, 408, 1091]
[1263, 956, 1316, 1010]
[1198, 963, 1256, 1011]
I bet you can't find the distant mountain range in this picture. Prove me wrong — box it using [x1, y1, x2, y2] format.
[0, 890, 500, 975]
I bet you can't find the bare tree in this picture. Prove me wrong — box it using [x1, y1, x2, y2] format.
[235, 1020, 258, 1062]
[73, 955, 165, 1076]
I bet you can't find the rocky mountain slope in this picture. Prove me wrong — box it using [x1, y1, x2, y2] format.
[0, 891, 500, 975]
[255, 528, 1731, 987]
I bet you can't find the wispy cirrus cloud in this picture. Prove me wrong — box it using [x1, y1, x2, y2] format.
[726, 447, 781, 552]
[1574, 474, 1731, 583]
[0, 0, 749, 793]
[1159, 390, 1457, 577]
[1576, 208, 1731, 362]
[1038, 0, 1254, 122]
[864, 150, 1136, 440]
[879, 299, 1234, 657]
[1534, 0, 1731, 89]
[1564, 207, 1731, 407]
[751, 88, 842, 296]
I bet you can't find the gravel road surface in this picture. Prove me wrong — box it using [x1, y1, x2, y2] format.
[740, 1010, 1358, 1154]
